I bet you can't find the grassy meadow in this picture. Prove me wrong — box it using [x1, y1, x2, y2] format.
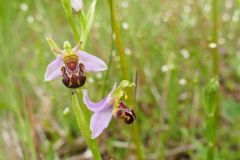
[0, 0, 240, 159]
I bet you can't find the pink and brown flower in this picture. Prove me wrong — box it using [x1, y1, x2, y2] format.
[44, 40, 107, 88]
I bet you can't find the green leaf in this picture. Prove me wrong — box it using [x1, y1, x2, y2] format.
[82, 0, 98, 46]
[79, 11, 87, 41]
[71, 93, 102, 160]
[61, 0, 72, 17]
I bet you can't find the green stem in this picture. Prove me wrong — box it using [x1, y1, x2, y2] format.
[71, 92, 102, 160]
[131, 71, 145, 160]
[78, 11, 87, 42]
[108, 0, 129, 79]
[67, 16, 80, 41]
[205, 78, 219, 160]
[212, 0, 219, 77]
[79, 11, 87, 31]
[207, 1, 219, 159]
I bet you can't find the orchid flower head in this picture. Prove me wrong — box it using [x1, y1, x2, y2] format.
[82, 80, 136, 139]
[44, 38, 107, 88]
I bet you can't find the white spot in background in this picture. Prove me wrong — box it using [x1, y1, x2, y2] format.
[161, 64, 175, 72]
[180, 49, 190, 59]
[27, 15, 34, 24]
[112, 33, 116, 40]
[163, 11, 172, 22]
[121, 1, 129, 8]
[179, 78, 187, 86]
[184, 5, 191, 13]
[222, 13, 230, 22]
[179, 92, 189, 100]
[96, 72, 102, 79]
[225, 0, 233, 9]
[88, 78, 94, 83]
[232, 10, 240, 23]
[63, 107, 70, 115]
[204, 4, 211, 12]
[122, 22, 129, 30]
[209, 42, 217, 49]
[20, 3, 28, 11]
[218, 38, 225, 45]
[81, 149, 93, 159]
[125, 48, 132, 55]
[161, 65, 169, 72]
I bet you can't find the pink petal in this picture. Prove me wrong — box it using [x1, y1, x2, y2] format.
[90, 108, 113, 139]
[77, 51, 107, 72]
[82, 89, 112, 112]
[44, 55, 63, 81]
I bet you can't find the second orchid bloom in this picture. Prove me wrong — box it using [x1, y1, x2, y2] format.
[82, 80, 136, 139]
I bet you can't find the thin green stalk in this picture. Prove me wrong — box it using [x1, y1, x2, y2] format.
[79, 11, 87, 31]
[78, 11, 87, 39]
[77, 89, 91, 124]
[132, 71, 145, 160]
[72, 92, 102, 160]
[67, 16, 80, 41]
[212, 0, 219, 77]
[107, 1, 144, 159]
[211, 0, 220, 123]
[108, 0, 129, 79]
[82, 0, 98, 48]
[207, 1, 219, 159]
[204, 79, 219, 160]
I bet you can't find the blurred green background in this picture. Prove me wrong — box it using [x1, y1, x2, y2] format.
[0, 0, 240, 159]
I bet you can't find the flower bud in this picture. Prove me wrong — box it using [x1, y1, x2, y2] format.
[71, 0, 83, 13]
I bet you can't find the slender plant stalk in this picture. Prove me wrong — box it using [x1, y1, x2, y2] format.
[67, 16, 80, 41]
[78, 11, 87, 36]
[107, 0, 144, 159]
[212, 0, 219, 77]
[107, 0, 129, 79]
[204, 79, 219, 160]
[206, 0, 219, 159]
[72, 93, 102, 160]
[132, 71, 145, 160]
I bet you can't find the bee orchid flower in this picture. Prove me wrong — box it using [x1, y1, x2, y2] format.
[44, 38, 107, 88]
[82, 80, 136, 139]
